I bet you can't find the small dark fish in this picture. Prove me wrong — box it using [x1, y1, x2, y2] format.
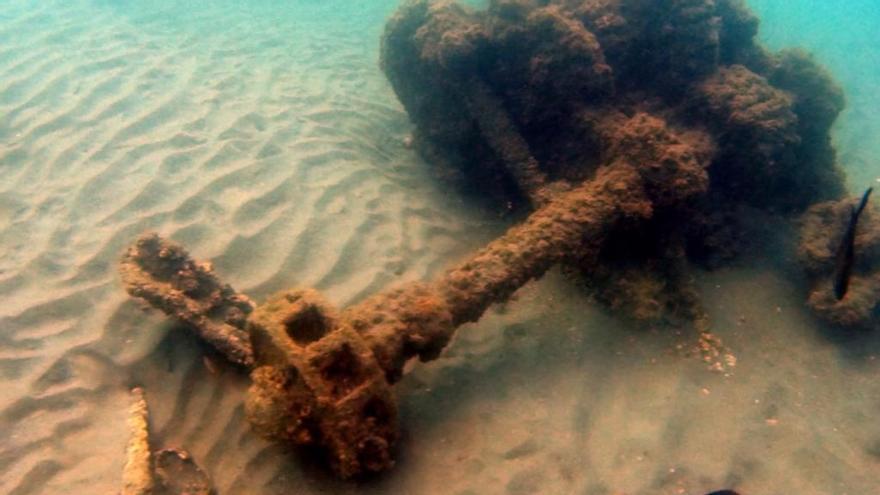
[833, 187, 873, 300]
[705, 491, 741, 495]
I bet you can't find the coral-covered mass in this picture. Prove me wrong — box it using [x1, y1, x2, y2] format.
[381, 0, 846, 321]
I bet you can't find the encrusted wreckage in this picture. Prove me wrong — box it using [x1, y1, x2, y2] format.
[122, 388, 214, 495]
[122, 132, 700, 476]
[118, 0, 867, 481]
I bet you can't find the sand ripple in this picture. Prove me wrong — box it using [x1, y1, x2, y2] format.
[0, 1, 498, 492]
[1, 1, 879, 494]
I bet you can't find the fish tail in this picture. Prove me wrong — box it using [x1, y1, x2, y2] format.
[855, 187, 873, 218]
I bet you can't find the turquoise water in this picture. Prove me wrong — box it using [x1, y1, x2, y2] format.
[1, 1, 879, 494]
[749, 0, 880, 190]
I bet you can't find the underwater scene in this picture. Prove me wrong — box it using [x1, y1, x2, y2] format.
[1, 0, 879, 494]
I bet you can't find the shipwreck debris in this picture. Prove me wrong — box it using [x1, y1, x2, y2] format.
[832, 187, 873, 300]
[380, 0, 846, 322]
[120, 233, 255, 367]
[154, 449, 214, 495]
[122, 388, 215, 495]
[123, 110, 710, 477]
[122, 387, 154, 495]
[119, 0, 857, 481]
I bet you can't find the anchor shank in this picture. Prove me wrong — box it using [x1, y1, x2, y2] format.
[353, 111, 710, 382]
[350, 160, 651, 382]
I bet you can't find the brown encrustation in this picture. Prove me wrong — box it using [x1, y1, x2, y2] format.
[122, 388, 154, 495]
[381, 0, 846, 320]
[799, 197, 880, 328]
[120, 233, 255, 367]
[118, 0, 857, 481]
[122, 109, 710, 478]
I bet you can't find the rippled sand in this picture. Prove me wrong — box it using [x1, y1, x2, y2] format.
[1, 1, 879, 494]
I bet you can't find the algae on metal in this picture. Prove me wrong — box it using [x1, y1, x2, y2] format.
[118, 0, 862, 481]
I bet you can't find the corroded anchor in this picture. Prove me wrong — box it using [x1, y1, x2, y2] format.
[113, 0, 858, 483]
[120, 111, 710, 478]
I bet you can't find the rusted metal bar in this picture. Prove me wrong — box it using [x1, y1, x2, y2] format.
[122, 388, 154, 495]
[458, 76, 553, 205]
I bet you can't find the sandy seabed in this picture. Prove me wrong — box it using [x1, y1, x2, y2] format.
[0, 1, 879, 494]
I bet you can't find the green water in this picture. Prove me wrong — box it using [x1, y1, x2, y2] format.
[749, 0, 880, 189]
